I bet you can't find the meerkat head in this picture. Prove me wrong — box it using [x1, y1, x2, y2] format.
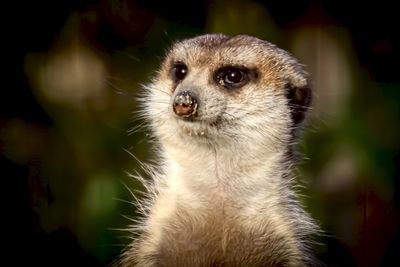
[144, 34, 311, 150]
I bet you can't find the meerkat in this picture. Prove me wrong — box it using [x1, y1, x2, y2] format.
[119, 34, 319, 267]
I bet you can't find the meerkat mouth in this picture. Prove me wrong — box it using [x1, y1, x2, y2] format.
[175, 117, 220, 137]
[177, 120, 210, 137]
[183, 128, 207, 136]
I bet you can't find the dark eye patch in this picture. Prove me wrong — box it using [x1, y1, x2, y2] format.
[172, 62, 188, 82]
[214, 66, 251, 89]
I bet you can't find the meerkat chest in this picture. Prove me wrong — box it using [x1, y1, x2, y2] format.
[149, 194, 297, 267]
[143, 157, 303, 266]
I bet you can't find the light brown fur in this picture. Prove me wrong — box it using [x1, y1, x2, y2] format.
[119, 34, 319, 267]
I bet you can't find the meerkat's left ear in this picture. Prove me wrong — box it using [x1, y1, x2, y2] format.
[285, 80, 312, 124]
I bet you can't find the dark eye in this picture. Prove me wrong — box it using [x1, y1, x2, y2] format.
[172, 63, 188, 81]
[216, 67, 248, 88]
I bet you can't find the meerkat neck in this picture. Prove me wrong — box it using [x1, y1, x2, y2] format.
[162, 140, 291, 199]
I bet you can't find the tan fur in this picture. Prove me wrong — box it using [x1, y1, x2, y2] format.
[119, 34, 319, 267]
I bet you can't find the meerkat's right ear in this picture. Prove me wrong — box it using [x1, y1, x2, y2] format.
[285, 81, 312, 125]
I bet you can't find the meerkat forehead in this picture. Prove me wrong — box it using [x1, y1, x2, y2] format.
[159, 34, 308, 89]
[167, 34, 275, 67]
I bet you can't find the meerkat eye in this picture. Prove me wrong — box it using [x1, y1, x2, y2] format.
[216, 67, 249, 88]
[172, 62, 188, 81]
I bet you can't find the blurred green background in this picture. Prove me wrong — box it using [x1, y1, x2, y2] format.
[2, 0, 399, 266]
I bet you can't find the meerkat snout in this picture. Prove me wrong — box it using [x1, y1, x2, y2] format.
[172, 90, 198, 118]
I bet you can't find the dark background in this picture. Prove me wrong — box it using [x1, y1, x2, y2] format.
[2, 0, 399, 266]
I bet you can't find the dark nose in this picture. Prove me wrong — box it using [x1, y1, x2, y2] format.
[173, 91, 198, 118]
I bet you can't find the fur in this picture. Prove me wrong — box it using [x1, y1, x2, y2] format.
[118, 34, 319, 267]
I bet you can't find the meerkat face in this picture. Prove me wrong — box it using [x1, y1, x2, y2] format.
[145, 34, 311, 148]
